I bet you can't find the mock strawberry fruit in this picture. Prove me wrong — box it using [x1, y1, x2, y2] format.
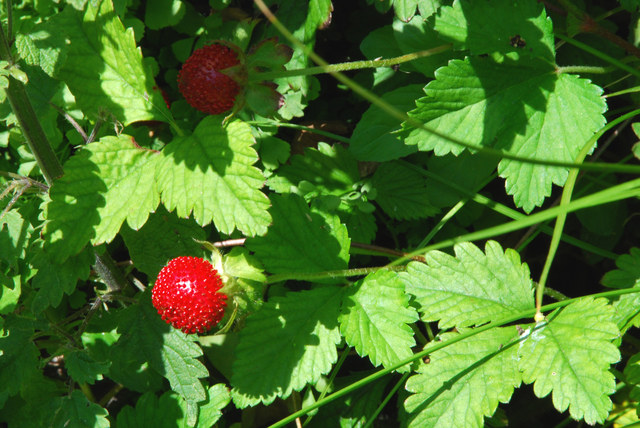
[152, 256, 227, 334]
[177, 43, 243, 115]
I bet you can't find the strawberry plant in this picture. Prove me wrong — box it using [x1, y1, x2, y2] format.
[3, 0, 640, 427]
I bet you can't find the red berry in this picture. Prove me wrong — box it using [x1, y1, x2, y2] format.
[177, 43, 242, 115]
[152, 256, 227, 334]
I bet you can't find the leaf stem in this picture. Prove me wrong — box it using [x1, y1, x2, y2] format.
[0, 21, 63, 185]
[556, 33, 640, 80]
[556, 65, 611, 74]
[265, 265, 405, 285]
[248, 44, 452, 82]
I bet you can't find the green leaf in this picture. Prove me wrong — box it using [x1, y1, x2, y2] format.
[0, 209, 33, 269]
[435, 0, 555, 59]
[424, 151, 498, 209]
[30, 245, 93, 313]
[349, 84, 422, 162]
[246, 193, 350, 279]
[231, 286, 343, 407]
[157, 117, 270, 236]
[144, 0, 185, 30]
[393, 15, 460, 77]
[43, 135, 160, 262]
[46, 0, 170, 124]
[121, 206, 207, 279]
[64, 349, 111, 385]
[116, 384, 229, 428]
[401, 241, 534, 328]
[15, 29, 67, 77]
[339, 270, 418, 371]
[51, 390, 109, 428]
[372, 161, 438, 219]
[0, 274, 20, 315]
[113, 291, 209, 403]
[394, 0, 418, 21]
[268, 142, 360, 196]
[404, 327, 521, 428]
[601, 249, 640, 332]
[197, 384, 231, 428]
[0, 316, 39, 408]
[602, 248, 640, 289]
[518, 297, 620, 425]
[404, 54, 606, 212]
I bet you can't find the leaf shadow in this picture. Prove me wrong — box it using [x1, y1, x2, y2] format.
[230, 286, 343, 404]
[457, 1, 557, 153]
[161, 116, 235, 176]
[45, 154, 107, 262]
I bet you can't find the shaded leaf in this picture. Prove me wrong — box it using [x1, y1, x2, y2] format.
[231, 286, 343, 407]
[113, 291, 209, 402]
[246, 193, 349, 280]
[372, 161, 438, 219]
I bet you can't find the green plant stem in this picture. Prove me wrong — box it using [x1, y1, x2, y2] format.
[254, 0, 640, 175]
[363, 372, 410, 428]
[556, 33, 640, 80]
[556, 65, 611, 74]
[265, 265, 405, 284]
[387, 176, 640, 268]
[401, 161, 621, 260]
[249, 44, 452, 82]
[0, 22, 63, 185]
[269, 286, 640, 428]
[302, 348, 350, 427]
[246, 120, 351, 144]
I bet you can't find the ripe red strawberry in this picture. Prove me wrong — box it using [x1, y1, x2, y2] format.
[152, 256, 227, 334]
[177, 43, 243, 115]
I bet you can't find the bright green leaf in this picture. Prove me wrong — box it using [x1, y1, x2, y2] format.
[43, 135, 160, 262]
[231, 286, 343, 407]
[46, 0, 170, 124]
[401, 241, 534, 328]
[518, 297, 620, 425]
[339, 270, 418, 371]
[246, 193, 350, 280]
[157, 117, 270, 236]
[404, 327, 521, 427]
